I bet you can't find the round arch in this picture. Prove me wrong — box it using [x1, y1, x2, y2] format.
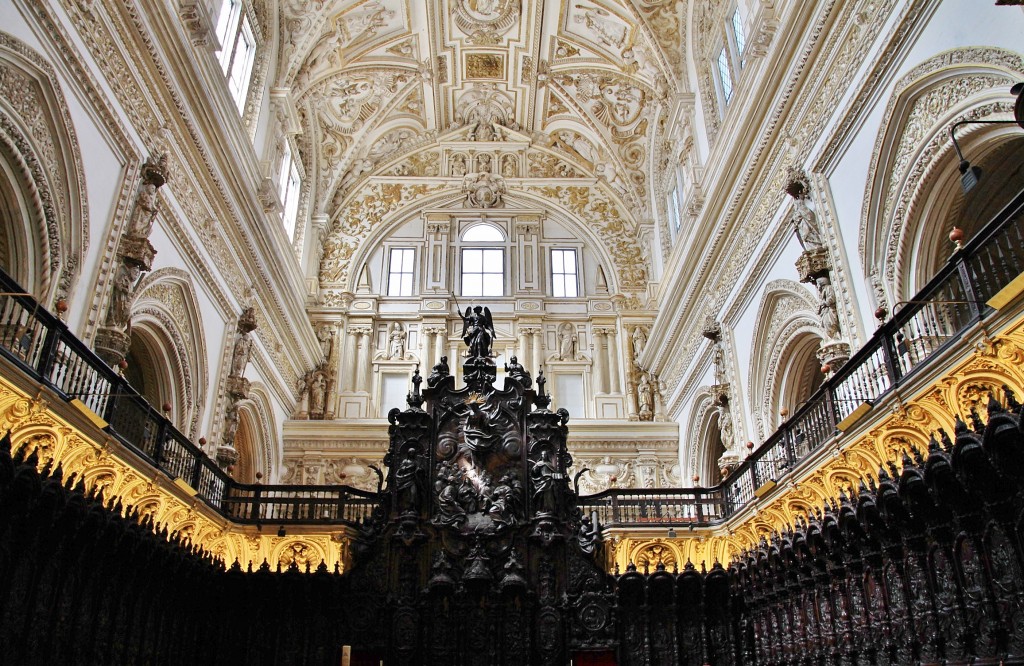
[748, 279, 823, 440]
[0, 34, 89, 304]
[130, 269, 209, 438]
[233, 383, 279, 483]
[859, 47, 1024, 303]
[334, 187, 631, 298]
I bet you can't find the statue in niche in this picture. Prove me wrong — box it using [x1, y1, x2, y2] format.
[299, 365, 329, 418]
[501, 155, 517, 178]
[462, 154, 506, 208]
[460, 306, 495, 358]
[504, 355, 532, 388]
[228, 307, 258, 378]
[394, 446, 423, 512]
[317, 325, 334, 361]
[816, 276, 842, 340]
[451, 154, 467, 177]
[388, 322, 407, 360]
[105, 262, 140, 327]
[637, 373, 654, 420]
[127, 180, 159, 238]
[531, 455, 558, 514]
[631, 326, 648, 360]
[716, 399, 734, 449]
[229, 329, 254, 378]
[557, 322, 581, 361]
[427, 355, 449, 387]
[791, 196, 825, 253]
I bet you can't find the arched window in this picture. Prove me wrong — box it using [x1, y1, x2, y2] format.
[460, 223, 505, 297]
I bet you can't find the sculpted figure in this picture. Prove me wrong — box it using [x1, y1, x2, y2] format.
[308, 370, 328, 415]
[557, 323, 578, 361]
[460, 306, 495, 358]
[504, 355, 532, 388]
[817, 276, 841, 340]
[631, 326, 648, 360]
[792, 197, 825, 253]
[637, 374, 654, 420]
[230, 331, 253, 378]
[427, 355, 450, 387]
[127, 181, 159, 237]
[105, 262, 140, 327]
[388, 322, 407, 360]
[451, 154, 467, 177]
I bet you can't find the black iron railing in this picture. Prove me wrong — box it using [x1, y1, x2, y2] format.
[1, 187, 1024, 528]
[580, 187, 1024, 527]
[0, 279, 374, 526]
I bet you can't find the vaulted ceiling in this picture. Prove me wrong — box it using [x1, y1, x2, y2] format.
[274, 0, 691, 300]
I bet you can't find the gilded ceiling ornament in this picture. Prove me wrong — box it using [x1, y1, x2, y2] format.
[451, 0, 521, 43]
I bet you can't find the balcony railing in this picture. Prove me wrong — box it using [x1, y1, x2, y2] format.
[581, 186, 1024, 527]
[0, 280, 374, 526]
[1, 188, 1023, 528]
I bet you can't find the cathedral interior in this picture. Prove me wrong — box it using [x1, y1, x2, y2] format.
[2, 0, 1024, 664]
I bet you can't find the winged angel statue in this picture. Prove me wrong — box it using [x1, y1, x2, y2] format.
[460, 306, 495, 358]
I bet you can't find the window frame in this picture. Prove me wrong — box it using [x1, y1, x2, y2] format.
[386, 247, 417, 297]
[216, 0, 257, 113]
[458, 222, 507, 298]
[278, 139, 303, 241]
[460, 247, 505, 297]
[550, 248, 581, 298]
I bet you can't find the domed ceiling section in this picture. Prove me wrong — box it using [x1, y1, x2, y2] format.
[276, 0, 689, 302]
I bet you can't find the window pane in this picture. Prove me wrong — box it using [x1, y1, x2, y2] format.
[400, 248, 413, 273]
[717, 48, 733, 103]
[216, 0, 242, 73]
[463, 224, 504, 242]
[551, 249, 579, 298]
[732, 10, 746, 58]
[463, 274, 482, 296]
[388, 248, 414, 296]
[482, 249, 503, 269]
[463, 249, 482, 272]
[482, 274, 503, 296]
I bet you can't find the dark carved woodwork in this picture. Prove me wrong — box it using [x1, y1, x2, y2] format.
[6, 339, 1024, 663]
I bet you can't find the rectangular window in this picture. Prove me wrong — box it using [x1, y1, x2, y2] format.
[387, 248, 415, 296]
[551, 248, 579, 298]
[731, 9, 746, 61]
[669, 188, 682, 234]
[717, 47, 733, 104]
[281, 160, 301, 240]
[215, 0, 242, 73]
[217, 0, 256, 113]
[461, 248, 504, 297]
[227, 16, 256, 112]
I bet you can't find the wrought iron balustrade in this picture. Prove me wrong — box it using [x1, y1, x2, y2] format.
[578, 187, 1024, 527]
[1, 187, 1024, 528]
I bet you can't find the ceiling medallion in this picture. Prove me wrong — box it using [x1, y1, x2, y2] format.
[452, 0, 521, 44]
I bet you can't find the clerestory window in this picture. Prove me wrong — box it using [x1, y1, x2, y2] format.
[216, 0, 256, 113]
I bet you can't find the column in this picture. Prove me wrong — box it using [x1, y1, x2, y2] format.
[518, 327, 531, 371]
[341, 327, 358, 392]
[607, 328, 621, 394]
[433, 326, 447, 369]
[355, 328, 371, 392]
[530, 328, 543, 378]
[422, 327, 434, 367]
[592, 328, 607, 395]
